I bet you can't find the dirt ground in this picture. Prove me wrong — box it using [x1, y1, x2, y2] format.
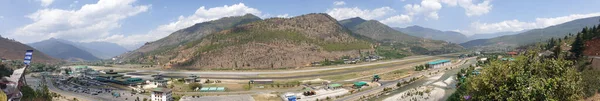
[252, 93, 282, 101]
[586, 93, 600, 101]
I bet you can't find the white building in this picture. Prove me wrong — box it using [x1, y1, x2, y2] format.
[151, 87, 173, 101]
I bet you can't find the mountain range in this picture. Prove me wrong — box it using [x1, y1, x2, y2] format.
[119, 14, 464, 69]
[394, 25, 468, 43]
[467, 31, 522, 40]
[28, 38, 128, 61]
[339, 17, 464, 55]
[461, 16, 600, 48]
[0, 36, 61, 64]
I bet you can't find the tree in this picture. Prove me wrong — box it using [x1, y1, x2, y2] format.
[189, 83, 202, 90]
[546, 38, 555, 50]
[457, 50, 583, 100]
[581, 71, 600, 97]
[0, 64, 13, 77]
[21, 86, 37, 100]
[570, 33, 585, 59]
[553, 42, 562, 59]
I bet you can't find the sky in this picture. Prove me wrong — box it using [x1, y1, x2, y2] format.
[1, 0, 599, 50]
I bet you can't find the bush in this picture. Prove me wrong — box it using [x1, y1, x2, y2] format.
[455, 50, 583, 100]
[189, 83, 202, 90]
[582, 70, 600, 97]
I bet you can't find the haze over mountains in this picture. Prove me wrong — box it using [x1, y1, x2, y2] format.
[467, 31, 522, 40]
[461, 16, 600, 48]
[28, 38, 128, 61]
[338, 17, 463, 55]
[394, 25, 468, 43]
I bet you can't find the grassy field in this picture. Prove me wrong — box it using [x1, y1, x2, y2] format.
[379, 69, 413, 80]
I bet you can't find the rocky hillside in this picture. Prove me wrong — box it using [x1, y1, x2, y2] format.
[120, 14, 262, 61]
[29, 38, 100, 61]
[394, 25, 468, 43]
[339, 17, 463, 55]
[0, 36, 61, 63]
[584, 37, 600, 56]
[124, 13, 373, 69]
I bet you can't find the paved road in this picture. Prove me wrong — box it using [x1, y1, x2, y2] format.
[335, 57, 476, 101]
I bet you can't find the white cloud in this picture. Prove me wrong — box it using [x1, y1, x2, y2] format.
[403, 0, 442, 20]
[439, 0, 492, 17]
[276, 14, 290, 18]
[98, 3, 262, 46]
[326, 7, 394, 20]
[440, 0, 458, 6]
[381, 14, 412, 26]
[460, 0, 492, 17]
[69, 1, 79, 8]
[9, 0, 149, 44]
[461, 12, 600, 35]
[333, 1, 346, 6]
[40, 0, 54, 7]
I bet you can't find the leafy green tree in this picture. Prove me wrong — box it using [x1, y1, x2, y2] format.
[0, 64, 13, 77]
[456, 50, 583, 100]
[21, 85, 37, 100]
[581, 71, 600, 97]
[189, 82, 202, 90]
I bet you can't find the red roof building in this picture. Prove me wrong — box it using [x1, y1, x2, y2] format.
[507, 51, 518, 56]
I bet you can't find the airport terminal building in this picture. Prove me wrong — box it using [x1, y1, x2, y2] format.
[427, 60, 451, 68]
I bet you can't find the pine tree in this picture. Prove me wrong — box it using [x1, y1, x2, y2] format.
[553, 43, 561, 59]
[570, 33, 585, 59]
[546, 38, 555, 50]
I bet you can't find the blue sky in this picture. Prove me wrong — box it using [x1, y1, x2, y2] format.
[1, 0, 599, 50]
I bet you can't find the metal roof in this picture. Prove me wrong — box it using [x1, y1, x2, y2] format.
[329, 84, 342, 88]
[153, 87, 172, 92]
[200, 87, 225, 92]
[427, 60, 450, 65]
[354, 81, 367, 86]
